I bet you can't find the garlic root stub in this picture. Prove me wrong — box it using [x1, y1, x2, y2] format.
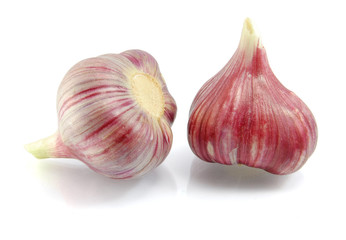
[188, 19, 317, 175]
[26, 50, 177, 179]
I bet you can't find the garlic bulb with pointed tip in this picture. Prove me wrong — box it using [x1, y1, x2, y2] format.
[188, 19, 317, 175]
[26, 50, 177, 179]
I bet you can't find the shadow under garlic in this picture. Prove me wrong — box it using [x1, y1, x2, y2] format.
[34, 158, 177, 207]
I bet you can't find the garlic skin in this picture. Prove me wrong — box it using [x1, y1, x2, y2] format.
[26, 50, 177, 179]
[188, 19, 317, 175]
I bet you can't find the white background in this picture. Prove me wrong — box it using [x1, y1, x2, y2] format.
[1, 0, 345, 239]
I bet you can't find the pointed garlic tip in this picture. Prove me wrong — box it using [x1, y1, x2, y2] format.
[25, 133, 69, 159]
[25, 137, 53, 159]
[238, 18, 263, 62]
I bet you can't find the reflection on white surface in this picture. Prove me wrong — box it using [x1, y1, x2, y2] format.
[34, 158, 177, 207]
[187, 158, 304, 194]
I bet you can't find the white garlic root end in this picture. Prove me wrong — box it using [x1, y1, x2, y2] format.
[130, 73, 165, 119]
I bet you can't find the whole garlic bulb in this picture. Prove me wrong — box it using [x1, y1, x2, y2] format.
[26, 50, 177, 179]
[188, 19, 317, 175]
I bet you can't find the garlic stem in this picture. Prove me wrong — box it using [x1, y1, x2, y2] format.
[25, 132, 72, 159]
[238, 18, 263, 63]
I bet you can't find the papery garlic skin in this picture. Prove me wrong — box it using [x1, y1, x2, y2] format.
[26, 50, 177, 179]
[188, 19, 317, 175]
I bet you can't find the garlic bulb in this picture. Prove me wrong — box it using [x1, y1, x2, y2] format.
[188, 19, 317, 175]
[26, 50, 177, 179]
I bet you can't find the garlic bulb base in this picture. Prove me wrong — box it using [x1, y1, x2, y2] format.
[130, 73, 164, 119]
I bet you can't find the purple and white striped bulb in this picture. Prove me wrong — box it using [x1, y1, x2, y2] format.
[25, 50, 177, 179]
